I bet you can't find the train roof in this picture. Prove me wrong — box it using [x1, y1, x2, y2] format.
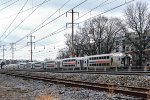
[60, 57, 84, 60]
[84, 52, 126, 58]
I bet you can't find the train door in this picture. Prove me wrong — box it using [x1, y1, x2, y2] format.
[76, 59, 80, 67]
[59, 60, 63, 68]
[57, 61, 60, 70]
[80, 60, 83, 69]
[124, 56, 131, 66]
[83, 58, 88, 68]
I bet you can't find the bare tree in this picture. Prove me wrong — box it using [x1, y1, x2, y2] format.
[103, 18, 125, 53]
[63, 16, 124, 57]
[124, 2, 150, 66]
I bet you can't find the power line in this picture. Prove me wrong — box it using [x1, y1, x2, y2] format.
[76, 0, 114, 21]
[32, 0, 72, 32]
[14, 0, 89, 44]
[3, 0, 136, 60]
[0, 0, 14, 6]
[34, 0, 135, 43]
[1, 0, 52, 42]
[0, 0, 28, 39]
[34, 0, 112, 43]
[34, 0, 116, 43]
[0, 0, 20, 12]
[0, 0, 52, 20]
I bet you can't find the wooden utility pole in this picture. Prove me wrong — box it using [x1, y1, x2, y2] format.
[66, 9, 79, 57]
[27, 35, 35, 62]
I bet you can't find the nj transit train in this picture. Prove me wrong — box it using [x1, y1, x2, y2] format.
[3, 52, 132, 70]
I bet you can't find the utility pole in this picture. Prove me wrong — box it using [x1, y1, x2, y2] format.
[66, 9, 79, 57]
[10, 43, 15, 60]
[27, 35, 35, 62]
[1, 45, 6, 60]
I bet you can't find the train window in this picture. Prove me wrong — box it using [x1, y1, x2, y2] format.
[119, 58, 120, 61]
[104, 56, 106, 59]
[102, 57, 104, 59]
[84, 61, 86, 63]
[107, 56, 109, 59]
[78, 62, 79, 64]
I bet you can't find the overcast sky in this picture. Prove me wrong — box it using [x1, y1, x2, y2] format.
[0, 0, 149, 61]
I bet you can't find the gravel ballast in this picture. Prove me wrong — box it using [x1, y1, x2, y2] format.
[0, 73, 145, 100]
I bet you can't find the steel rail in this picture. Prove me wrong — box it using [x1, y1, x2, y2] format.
[1, 71, 150, 99]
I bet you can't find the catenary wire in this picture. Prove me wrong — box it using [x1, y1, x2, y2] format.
[0, 0, 28, 39]
[1, 0, 52, 41]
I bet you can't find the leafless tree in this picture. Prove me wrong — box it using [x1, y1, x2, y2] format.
[124, 2, 150, 65]
[102, 18, 125, 53]
[62, 16, 124, 57]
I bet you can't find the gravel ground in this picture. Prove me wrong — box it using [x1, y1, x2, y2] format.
[21, 72, 150, 88]
[0, 74, 142, 100]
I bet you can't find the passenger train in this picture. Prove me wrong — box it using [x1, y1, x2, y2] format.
[2, 52, 132, 70]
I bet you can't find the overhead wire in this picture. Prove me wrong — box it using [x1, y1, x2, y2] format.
[1, 0, 52, 42]
[0, 0, 20, 12]
[0, 0, 28, 39]
[34, 0, 135, 44]
[13, 0, 120, 53]
[14, 0, 89, 44]
[33, 0, 117, 43]
[5, 0, 136, 59]
[0, 0, 14, 6]
[32, 0, 72, 32]
[0, 0, 52, 20]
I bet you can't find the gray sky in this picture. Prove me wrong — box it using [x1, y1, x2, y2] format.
[0, 0, 149, 61]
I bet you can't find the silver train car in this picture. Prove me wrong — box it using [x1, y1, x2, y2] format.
[3, 52, 132, 70]
[83, 53, 132, 69]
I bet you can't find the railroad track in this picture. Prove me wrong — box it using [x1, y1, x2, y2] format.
[1, 69, 150, 75]
[1, 71, 150, 99]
